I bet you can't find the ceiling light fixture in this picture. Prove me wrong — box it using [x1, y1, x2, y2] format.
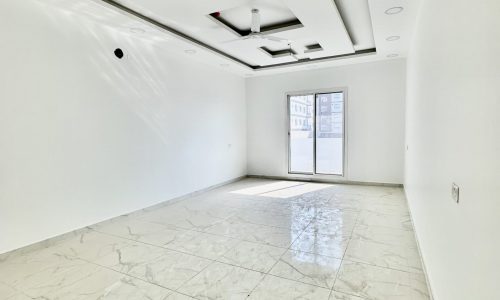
[385, 7, 404, 15]
[387, 53, 399, 58]
[184, 49, 197, 55]
[386, 36, 400, 41]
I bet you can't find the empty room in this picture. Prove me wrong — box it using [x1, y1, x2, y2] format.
[0, 0, 498, 299]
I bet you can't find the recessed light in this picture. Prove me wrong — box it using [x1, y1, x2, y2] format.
[220, 64, 230, 68]
[129, 28, 146, 34]
[387, 53, 399, 58]
[386, 36, 400, 41]
[184, 49, 197, 55]
[385, 7, 404, 15]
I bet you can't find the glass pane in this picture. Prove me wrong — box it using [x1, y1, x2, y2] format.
[315, 92, 344, 175]
[289, 95, 314, 173]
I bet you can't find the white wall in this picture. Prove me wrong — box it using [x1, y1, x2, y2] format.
[246, 60, 406, 184]
[405, 0, 500, 299]
[0, 1, 246, 254]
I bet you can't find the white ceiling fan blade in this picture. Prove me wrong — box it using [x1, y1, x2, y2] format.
[251, 8, 261, 33]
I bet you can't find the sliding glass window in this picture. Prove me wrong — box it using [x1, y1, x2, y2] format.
[288, 91, 345, 176]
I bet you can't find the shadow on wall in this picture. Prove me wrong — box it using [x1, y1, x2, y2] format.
[32, 0, 212, 147]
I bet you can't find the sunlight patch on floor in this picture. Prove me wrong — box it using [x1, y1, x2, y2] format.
[230, 181, 304, 195]
[231, 181, 330, 198]
[261, 183, 331, 198]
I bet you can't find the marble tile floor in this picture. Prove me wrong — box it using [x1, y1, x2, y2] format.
[0, 179, 430, 300]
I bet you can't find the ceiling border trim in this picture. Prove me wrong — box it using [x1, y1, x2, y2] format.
[98, 0, 253, 69]
[97, 0, 376, 71]
[255, 48, 376, 70]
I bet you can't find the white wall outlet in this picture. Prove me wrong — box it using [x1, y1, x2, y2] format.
[452, 183, 460, 203]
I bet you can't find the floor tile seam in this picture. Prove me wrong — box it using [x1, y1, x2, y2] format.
[245, 217, 313, 299]
[21, 258, 149, 299]
[215, 239, 250, 266]
[214, 217, 303, 264]
[91, 223, 303, 258]
[134, 211, 230, 226]
[347, 236, 420, 251]
[1, 254, 98, 289]
[331, 209, 360, 293]
[342, 257, 423, 274]
[130, 219, 194, 231]
[91, 221, 193, 237]
[10, 229, 325, 296]
[220, 216, 311, 231]
[263, 273, 334, 291]
[91, 225, 244, 248]
[336, 258, 425, 275]
[201, 217, 300, 234]
[352, 223, 416, 233]
[213, 219, 312, 229]
[330, 289, 369, 300]
[65, 254, 186, 295]
[174, 259, 268, 300]
[358, 201, 410, 207]
[358, 209, 412, 218]
[358, 211, 411, 218]
[331, 285, 369, 299]
[83, 228, 228, 264]
[172, 260, 218, 295]
[353, 222, 414, 232]
[264, 272, 337, 290]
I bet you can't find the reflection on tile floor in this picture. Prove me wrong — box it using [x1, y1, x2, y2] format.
[0, 179, 430, 300]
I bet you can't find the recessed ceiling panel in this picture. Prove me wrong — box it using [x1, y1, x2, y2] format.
[219, 1, 298, 32]
[108, 0, 368, 68]
[40, 0, 418, 76]
[335, 0, 375, 51]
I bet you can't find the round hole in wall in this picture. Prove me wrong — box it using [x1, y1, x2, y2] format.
[114, 48, 124, 59]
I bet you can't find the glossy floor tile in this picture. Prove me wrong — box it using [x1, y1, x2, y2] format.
[269, 250, 341, 288]
[0, 179, 429, 299]
[334, 261, 429, 300]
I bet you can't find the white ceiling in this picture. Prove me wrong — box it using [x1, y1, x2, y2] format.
[40, 0, 419, 77]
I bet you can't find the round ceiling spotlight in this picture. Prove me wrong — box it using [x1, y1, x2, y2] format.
[386, 36, 400, 41]
[114, 48, 124, 59]
[130, 28, 146, 34]
[385, 7, 404, 15]
[184, 49, 197, 55]
[387, 53, 399, 58]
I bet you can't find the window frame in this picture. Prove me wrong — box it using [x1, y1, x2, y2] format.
[286, 88, 348, 178]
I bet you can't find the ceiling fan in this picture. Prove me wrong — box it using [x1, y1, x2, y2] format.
[222, 9, 290, 44]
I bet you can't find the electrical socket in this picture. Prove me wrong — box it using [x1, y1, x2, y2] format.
[452, 183, 460, 203]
